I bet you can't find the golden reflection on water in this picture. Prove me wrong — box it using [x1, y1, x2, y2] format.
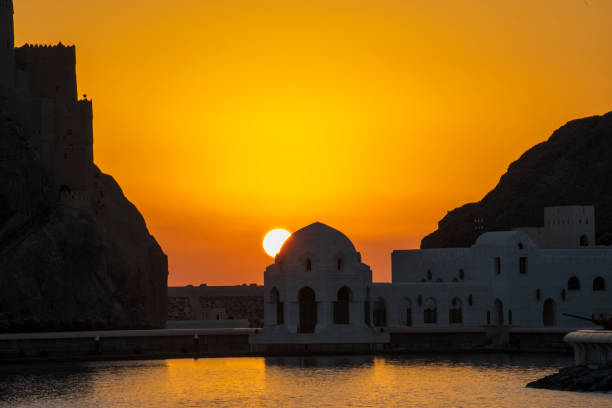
[1, 355, 611, 407]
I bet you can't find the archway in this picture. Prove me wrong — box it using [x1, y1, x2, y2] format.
[449, 297, 462, 324]
[298, 287, 317, 333]
[400, 297, 412, 327]
[373, 297, 387, 327]
[333, 286, 351, 324]
[494, 299, 504, 325]
[270, 287, 283, 325]
[424, 297, 437, 324]
[543, 298, 556, 327]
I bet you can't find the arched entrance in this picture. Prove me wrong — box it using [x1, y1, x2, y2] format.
[494, 299, 504, 325]
[298, 287, 317, 333]
[543, 298, 556, 327]
[333, 286, 351, 324]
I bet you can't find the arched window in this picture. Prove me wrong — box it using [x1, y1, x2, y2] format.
[424, 297, 437, 324]
[270, 287, 283, 325]
[373, 297, 387, 327]
[449, 297, 462, 324]
[298, 287, 317, 333]
[568, 276, 580, 291]
[400, 297, 412, 327]
[305, 259, 312, 272]
[580, 235, 589, 247]
[333, 286, 351, 324]
[543, 298, 556, 327]
[364, 286, 371, 325]
[494, 299, 504, 325]
[593, 276, 606, 291]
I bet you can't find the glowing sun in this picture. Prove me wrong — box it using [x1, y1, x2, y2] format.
[263, 229, 291, 257]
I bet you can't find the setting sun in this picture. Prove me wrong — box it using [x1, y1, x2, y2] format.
[263, 229, 291, 258]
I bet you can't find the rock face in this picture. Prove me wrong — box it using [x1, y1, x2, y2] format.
[527, 363, 612, 392]
[422, 111, 612, 249]
[0, 111, 168, 333]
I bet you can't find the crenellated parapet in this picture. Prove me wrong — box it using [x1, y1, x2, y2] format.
[15, 43, 78, 100]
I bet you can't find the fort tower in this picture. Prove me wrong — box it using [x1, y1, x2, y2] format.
[0, 0, 15, 91]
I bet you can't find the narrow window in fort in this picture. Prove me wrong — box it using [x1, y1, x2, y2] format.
[494, 257, 501, 275]
[337, 258, 343, 271]
[66, 129, 73, 136]
[305, 259, 312, 272]
[424, 298, 437, 324]
[468, 294, 473, 306]
[519, 257, 528, 274]
[536, 288, 541, 301]
[561, 289, 566, 301]
[427, 270, 432, 280]
[593, 276, 606, 291]
[486, 310, 491, 325]
[417, 295, 423, 307]
[518, 242, 524, 250]
[568, 276, 581, 291]
[508, 310, 513, 325]
[459, 269, 465, 280]
[580, 235, 589, 247]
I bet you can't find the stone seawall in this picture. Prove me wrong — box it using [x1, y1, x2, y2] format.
[0, 329, 255, 363]
[0, 327, 575, 363]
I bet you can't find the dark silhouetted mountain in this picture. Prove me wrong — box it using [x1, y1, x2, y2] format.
[421, 111, 612, 249]
[0, 109, 168, 333]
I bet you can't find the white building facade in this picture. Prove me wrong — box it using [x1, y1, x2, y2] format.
[253, 206, 611, 347]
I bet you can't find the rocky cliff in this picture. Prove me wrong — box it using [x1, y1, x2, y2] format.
[0, 106, 168, 333]
[422, 111, 612, 249]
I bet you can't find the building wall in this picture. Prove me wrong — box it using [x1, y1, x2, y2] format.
[389, 231, 612, 329]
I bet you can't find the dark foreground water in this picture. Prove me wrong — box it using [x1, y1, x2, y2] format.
[0, 354, 610, 407]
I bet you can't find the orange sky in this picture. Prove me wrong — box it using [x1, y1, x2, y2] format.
[14, 0, 612, 285]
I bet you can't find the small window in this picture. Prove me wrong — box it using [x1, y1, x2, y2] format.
[593, 276, 606, 291]
[580, 235, 589, 247]
[337, 258, 343, 271]
[518, 242, 524, 250]
[536, 288, 541, 301]
[494, 257, 501, 275]
[427, 270, 432, 281]
[508, 310, 513, 325]
[459, 269, 465, 280]
[568, 276, 580, 291]
[468, 294, 473, 306]
[519, 257, 528, 274]
[306, 259, 312, 272]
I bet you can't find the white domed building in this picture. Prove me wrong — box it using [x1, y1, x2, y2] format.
[250, 222, 389, 350]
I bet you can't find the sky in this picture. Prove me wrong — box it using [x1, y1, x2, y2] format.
[13, 0, 612, 285]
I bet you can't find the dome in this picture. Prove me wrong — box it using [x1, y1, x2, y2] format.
[278, 222, 359, 263]
[474, 231, 537, 248]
